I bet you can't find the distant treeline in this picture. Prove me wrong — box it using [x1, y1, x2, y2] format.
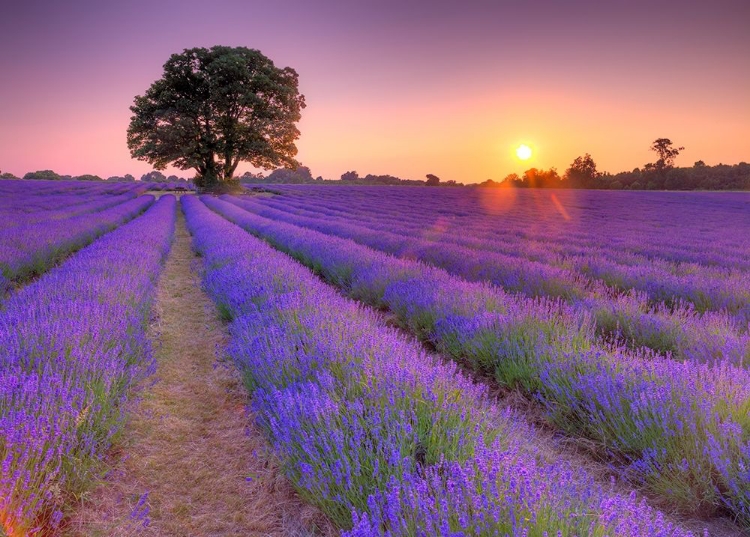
[240, 167, 430, 186]
[0, 169, 191, 183]
[481, 161, 750, 191]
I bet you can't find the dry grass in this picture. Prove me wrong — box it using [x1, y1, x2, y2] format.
[66, 206, 333, 537]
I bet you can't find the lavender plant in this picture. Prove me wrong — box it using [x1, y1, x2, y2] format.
[0, 195, 175, 534]
[183, 195, 694, 536]
[204, 194, 750, 526]
[224, 194, 749, 365]
[0, 195, 154, 287]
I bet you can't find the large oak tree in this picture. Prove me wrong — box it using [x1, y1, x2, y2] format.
[127, 46, 305, 188]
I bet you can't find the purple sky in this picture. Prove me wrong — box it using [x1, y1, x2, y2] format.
[1, 0, 749, 182]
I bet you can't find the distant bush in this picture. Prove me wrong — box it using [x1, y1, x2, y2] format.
[611, 162, 750, 191]
[74, 174, 104, 181]
[340, 170, 359, 182]
[107, 174, 136, 182]
[479, 162, 750, 191]
[23, 170, 61, 180]
[0, 171, 19, 179]
[140, 170, 167, 182]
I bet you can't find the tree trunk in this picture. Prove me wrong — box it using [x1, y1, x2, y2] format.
[196, 157, 220, 189]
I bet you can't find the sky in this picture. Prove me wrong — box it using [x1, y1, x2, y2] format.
[1, 0, 749, 183]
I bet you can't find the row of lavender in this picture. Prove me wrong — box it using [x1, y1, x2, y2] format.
[0, 196, 175, 535]
[270, 186, 749, 270]
[0, 179, 145, 198]
[225, 195, 749, 366]
[1, 192, 137, 229]
[142, 181, 195, 191]
[204, 195, 750, 527]
[257, 187, 750, 318]
[0, 188, 153, 288]
[184, 194, 692, 536]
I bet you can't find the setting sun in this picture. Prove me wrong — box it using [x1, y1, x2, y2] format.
[516, 144, 532, 160]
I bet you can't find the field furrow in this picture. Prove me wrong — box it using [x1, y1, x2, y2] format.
[204, 194, 750, 528]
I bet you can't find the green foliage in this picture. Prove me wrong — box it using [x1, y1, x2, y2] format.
[107, 174, 136, 182]
[493, 168, 561, 188]
[482, 161, 750, 191]
[127, 46, 305, 189]
[0, 171, 19, 179]
[23, 170, 61, 180]
[263, 166, 314, 183]
[241, 167, 435, 186]
[340, 170, 359, 182]
[140, 170, 167, 182]
[74, 174, 103, 181]
[607, 162, 750, 191]
[564, 153, 599, 187]
[648, 138, 684, 170]
[425, 173, 440, 186]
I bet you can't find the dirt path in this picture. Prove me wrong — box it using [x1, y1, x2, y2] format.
[67, 204, 331, 536]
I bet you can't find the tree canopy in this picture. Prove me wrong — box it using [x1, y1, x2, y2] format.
[141, 171, 168, 183]
[23, 170, 61, 180]
[647, 138, 684, 170]
[425, 174, 441, 186]
[127, 46, 305, 188]
[565, 153, 600, 188]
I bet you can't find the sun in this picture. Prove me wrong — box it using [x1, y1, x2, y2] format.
[516, 144, 532, 160]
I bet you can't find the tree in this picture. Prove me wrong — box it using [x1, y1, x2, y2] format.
[24, 170, 61, 180]
[266, 166, 313, 183]
[649, 138, 684, 170]
[240, 171, 265, 182]
[141, 171, 167, 182]
[127, 46, 305, 189]
[565, 153, 599, 188]
[341, 171, 359, 182]
[425, 174, 440, 186]
[521, 168, 561, 188]
[501, 173, 521, 187]
[75, 174, 103, 181]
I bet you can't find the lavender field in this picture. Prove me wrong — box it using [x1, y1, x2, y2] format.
[2, 181, 749, 536]
[208, 187, 750, 529]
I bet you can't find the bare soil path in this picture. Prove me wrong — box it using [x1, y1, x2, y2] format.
[67, 204, 331, 536]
